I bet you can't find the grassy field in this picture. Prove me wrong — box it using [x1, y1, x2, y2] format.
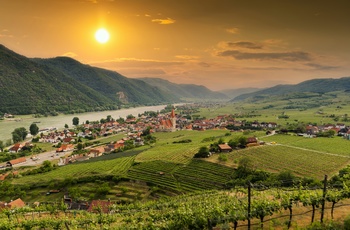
[13, 155, 136, 185]
[261, 134, 350, 156]
[135, 129, 264, 164]
[194, 92, 350, 127]
[219, 145, 350, 179]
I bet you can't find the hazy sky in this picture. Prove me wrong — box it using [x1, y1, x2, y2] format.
[1, 0, 349, 90]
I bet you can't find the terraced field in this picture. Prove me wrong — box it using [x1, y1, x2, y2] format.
[135, 129, 264, 164]
[13, 156, 136, 185]
[226, 145, 350, 179]
[261, 134, 350, 156]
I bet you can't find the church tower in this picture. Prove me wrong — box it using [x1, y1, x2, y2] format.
[170, 109, 176, 131]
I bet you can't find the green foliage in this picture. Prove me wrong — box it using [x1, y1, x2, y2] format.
[72, 117, 79, 126]
[218, 154, 228, 162]
[194, 146, 210, 158]
[29, 123, 39, 136]
[173, 139, 192, 144]
[12, 127, 28, 143]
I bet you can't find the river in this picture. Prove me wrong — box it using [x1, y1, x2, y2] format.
[0, 105, 168, 142]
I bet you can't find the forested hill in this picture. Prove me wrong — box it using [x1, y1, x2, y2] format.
[0, 44, 119, 114]
[0, 44, 180, 115]
[138, 78, 228, 100]
[232, 77, 350, 101]
[32, 57, 179, 106]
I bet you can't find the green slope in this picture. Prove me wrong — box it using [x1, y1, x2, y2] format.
[138, 77, 228, 100]
[0, 44, 117, 114]
[34, 57, 180, 105]
[233, 77, 350, 101]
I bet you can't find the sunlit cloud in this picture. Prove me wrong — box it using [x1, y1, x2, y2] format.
[90, 58, 184, 68]
[61, 52, 78, 58]
[198, 62, 211, 67]
[218, 50, 312, 62]
[226, 41, 263, 49]
[0, 29, 13, 38]
[175, 55, 199, 60]
[151, 18, 176, 25]
[304, 62, 338, 70]
[226, 27, 240, 34]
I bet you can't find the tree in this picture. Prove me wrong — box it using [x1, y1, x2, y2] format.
[194, 146, 210, 158]
[29, 123, 39, 136]
[72, 117, 79, 126]
[64, 124, 69, 129]
[76, 143, 84, 151]
[126, 114, 135, 119]
[12, 127, 28, 143]
[0, 141, 4, 151]
[238, 136, 247, 148]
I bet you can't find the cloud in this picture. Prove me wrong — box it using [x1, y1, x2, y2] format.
[226, 28, 239, 34]
[90, 58, 184, 68]
[226, 41, 263, 49]
[304, 62, 338, 70]
[120, 68, 166, 76]
[218, 50, 312, 62]
[61, 52, 78, 58]
[175, 55, 199, 60]
[198, 62, 211, 67]
[0, 29, 13, 38]
[151, 18, 176, 25]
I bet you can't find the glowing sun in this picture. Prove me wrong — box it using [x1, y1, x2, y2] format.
[95, 28, 110, 43]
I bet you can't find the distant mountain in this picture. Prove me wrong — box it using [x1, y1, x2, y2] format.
[0, 44, 227, 115]
[0, 44, 179, 114]
[138, 78, 228, 100]
[219, 88, 262, 99]
[33, 57, 179, 106]
[232, 77, 350, 101]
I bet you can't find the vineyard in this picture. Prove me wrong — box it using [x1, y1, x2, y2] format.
[12, 156, 135, 186]
[224, 145, 350, 179]
[2, 185, 350, 229]
[261, 134, 350, 156]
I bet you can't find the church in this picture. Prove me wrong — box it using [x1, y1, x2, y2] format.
[157, 109, 177, 132]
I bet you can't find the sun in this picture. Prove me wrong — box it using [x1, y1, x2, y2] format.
[95, 28, 110, 44]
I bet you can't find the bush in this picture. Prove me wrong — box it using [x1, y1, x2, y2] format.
[218, 154, 228, 162]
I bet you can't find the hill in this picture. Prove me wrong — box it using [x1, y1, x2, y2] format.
[138, 77, 228, 100]
[33, 57, 180, 106]
[0, 44, 179, 115]
[232, 77, 350, 101]
[219, 87, 262, 99]
[0, 44, 117, 115]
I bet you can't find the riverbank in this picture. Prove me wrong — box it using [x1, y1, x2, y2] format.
[0, 105, 171, 142]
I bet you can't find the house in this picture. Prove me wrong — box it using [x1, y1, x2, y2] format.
[63, 137, 74, 143]
[267, 122, 278, 128]
[87, 200, 112, 213]
[8, 198, 26, 209]
[306, 125, 319, 135]
[56, 144, 74, 152]
[8, 143, 23, 153]
[218, 144, 232, 152]
[6, 157, 26, 167]
[246, 137, 258, 144]
[88, 146, 105, 158]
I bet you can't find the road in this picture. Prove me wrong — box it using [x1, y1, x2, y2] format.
[12, 150, 73, 168]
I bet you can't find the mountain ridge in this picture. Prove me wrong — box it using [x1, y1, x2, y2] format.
[0, 44, 226, 115]
[232, 77, 350, 101]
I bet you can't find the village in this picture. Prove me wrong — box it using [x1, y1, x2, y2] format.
[2, 106, 350, 215]
[3, 106, 350, 170]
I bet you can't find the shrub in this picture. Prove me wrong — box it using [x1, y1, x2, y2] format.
[218, 154, 228, 162]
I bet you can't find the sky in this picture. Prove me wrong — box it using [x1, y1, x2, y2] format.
[1, 0, 350, 91]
